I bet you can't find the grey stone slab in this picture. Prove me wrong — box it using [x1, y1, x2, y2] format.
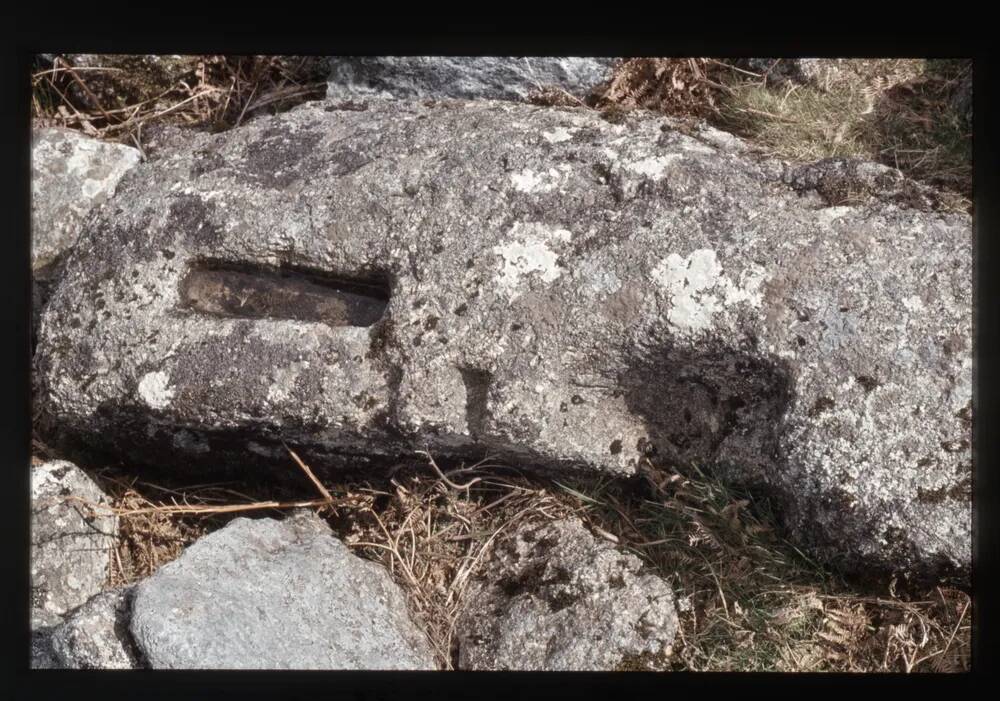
[129, 511, 436, 669]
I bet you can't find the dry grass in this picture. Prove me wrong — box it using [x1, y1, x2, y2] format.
[32, 54, 971, 209]
[594, 57, 972, 212]
[31, 54, 328, 149]
[61, 448, 970, 672]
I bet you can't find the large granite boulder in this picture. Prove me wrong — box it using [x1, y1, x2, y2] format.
[455, 517, 678, 670]
[128, 511, 436, 669]
[35, 98, 971, 578]
[327, 56, 616, 102]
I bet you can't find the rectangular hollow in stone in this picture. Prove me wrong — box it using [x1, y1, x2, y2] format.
[178, 260, 389, 327]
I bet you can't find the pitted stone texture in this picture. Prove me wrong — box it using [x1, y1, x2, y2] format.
[31, 460, 118, 621]
[327, 56, 615, 101]
[31, 611, 61, 670]
[456, 518, 677, 670]
[35, 98, 971, 577]
[784, 157, 947, 211]
[129, 512, 436, 669]
[32, 128, 141, 272]
[49, 588, 140, 669]
[31, 128, 140, 345]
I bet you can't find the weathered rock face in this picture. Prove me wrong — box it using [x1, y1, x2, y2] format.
[327, 56, 615, 102]
[129, 512, 436, 669]
[31, 611, 61, 669]
[455, 518, 678, 670]
[32, 128, 142, 273]
[35, 98, 971, 577]
[48, 588, 140, 669]
[31, 128, 141, 345]
[31, 460, 117, 621]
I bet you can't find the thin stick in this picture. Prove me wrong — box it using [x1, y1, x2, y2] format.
[32, 66, 128, 79]
[707, 58, 764, 79]
[64, 494, 333, 517]
[282, 441, 333, 503]
[59, 59, 116, 127]
[417, 450, 482, 490]
[935, 597, 970, 663]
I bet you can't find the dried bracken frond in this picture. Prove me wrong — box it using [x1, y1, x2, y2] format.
[592, 58, 731, 119]
[46, 448, 969, 673]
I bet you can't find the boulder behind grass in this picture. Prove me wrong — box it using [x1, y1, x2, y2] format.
[327, 56, 616, 102]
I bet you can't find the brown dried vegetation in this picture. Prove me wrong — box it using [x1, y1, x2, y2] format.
[57, 449, 971, 672]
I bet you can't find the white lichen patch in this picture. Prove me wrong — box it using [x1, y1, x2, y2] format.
[267, 360, 311, 404]
[719, 266, 767, 306]
[138, 371, 175, 410]
[678, 138, 716, 155]
[510, 168, 563, 193]
[542, 126, 575, 143]
[61, 137, 141, 200]
[816, 206, 856, 225]
[901, 295, 925, 313]
[651, 249, 767, 333]
[624, 154, 681, 180]
[494, 222, 571, 298]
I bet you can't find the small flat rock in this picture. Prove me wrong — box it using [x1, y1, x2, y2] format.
[129, 511, 436, 669]
[31, 460, 118, 621]
[327, 56, 615, 101]
[49, 588, 139, 669]
[455, 517, 678, 671]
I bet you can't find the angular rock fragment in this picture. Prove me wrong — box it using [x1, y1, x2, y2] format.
[327, 56, 615, 102]
[455, 518, 678, 671]
[35, 98, 971, 577]
[49, 588, 140, 669]
[129, 511, 436, 669]
[31, 128, 140, 344]
[31, 460, 118, 621]
[32, 128, 141, 273]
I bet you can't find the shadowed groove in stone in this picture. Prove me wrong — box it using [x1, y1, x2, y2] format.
[178, 260, 389, 327]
